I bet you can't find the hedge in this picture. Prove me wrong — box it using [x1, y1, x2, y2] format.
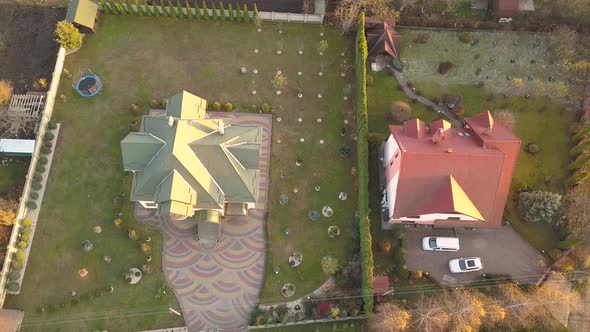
[573, 126, 590, 142]
[568, 155, 590, 170]
[355, 13, 374, 315]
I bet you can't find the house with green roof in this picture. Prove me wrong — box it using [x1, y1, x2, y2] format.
[65, 0, 99, 34]
[121, 91, 262, 225]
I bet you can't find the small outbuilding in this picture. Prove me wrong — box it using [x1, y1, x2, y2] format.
[366, 19, 402, 71]
[65, 0, 99, 34]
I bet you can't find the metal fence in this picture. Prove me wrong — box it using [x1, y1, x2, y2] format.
[0, 46, 66, 307]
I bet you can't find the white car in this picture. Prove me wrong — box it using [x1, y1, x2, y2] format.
[449, 257, 483, 273]
[422, 237, 460, 251]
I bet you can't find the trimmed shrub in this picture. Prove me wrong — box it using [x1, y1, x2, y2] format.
[15, 250, 26, 261]
[356, 13, 374, 314]
[175, 0, 183, 18]
[185, 0, 192, 18]
[518, 190, 562, 223]
[568, 155, 590, 170]
[11, 261, 23, 271]
[390, 101, 412, 122]
[54, 20, 82, 50]
[366, 74, 374, 86]
[39, 156, 48, 165]
[249, 105, 257, 112]
[212, 2, 218, 20]
[526, 143, 540, 154]
[261, 103, 270, 113]
[573, 127, 590, 142]
[41, 146, 52, 155]
[228, 3, 234, 21]
[33, 172, 43, 182]
[212, 101, 221, 111]
[8, 271, 21, 281]
[219, 2, 226, 20]
[43, 140, 53, 148]
[570, 141, 590, 157]
[202, 0, 209, 19]
[36, 164, 46, 173]
[7, 282, 20, 292]
[18, 241, 28, 249]
[413, 32, 430, 44]
[30, 192, 39, 200]
[224, 102, 233, 112]
[0, 80, 14, 105]
[32, 182, 42, 190]
[243, 3, 249, 22]
[22, 218, 32, 227]
[438, 62, 454, 74]
[22, 228, 31, 236]
[21, 234, 29, 242]
[26, 201, 38, 210]
[48, 121, 58, 130]
[44, 132, 55, 141]
[458, 32, 474, 44]
[558, 238, 583, 249]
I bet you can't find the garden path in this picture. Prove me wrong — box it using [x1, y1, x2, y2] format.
[391, 69, 462, 127]
[136, 113, 271, 331]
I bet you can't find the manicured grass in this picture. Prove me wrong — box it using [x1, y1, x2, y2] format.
[5, 15, 357, 329]
[0, 159, 28, 195]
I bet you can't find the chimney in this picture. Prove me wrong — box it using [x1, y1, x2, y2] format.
[167, 116, 174, 127]
[218, 120, 224, 135]
[431, 128, 445, 144]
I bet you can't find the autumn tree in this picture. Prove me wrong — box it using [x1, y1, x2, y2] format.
[0, 197, 18, 226]
[410, 295, 450, 332]
[333, 0, 362, 33]
[370, 302, 412, 332]
[443, 291, 487, 331]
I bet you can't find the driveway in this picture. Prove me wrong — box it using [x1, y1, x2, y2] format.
[136, 113, 271, 330]
[405, 226, 546, 286]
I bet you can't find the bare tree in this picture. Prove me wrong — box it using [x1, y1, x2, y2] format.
[563, 189, 590, 235]
[0, 108, 37, 138]
[398, 0, 418, 12]
[410, 295, 450, 332]
[443, 291, 487, 332]
[370, 302, 412, 331]
[494, 110, 516, 131]
[333, 0, 362, 33]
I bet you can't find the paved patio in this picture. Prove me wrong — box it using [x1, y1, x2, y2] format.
[136, 113, 271, 331]
[404, 225, 546, 286]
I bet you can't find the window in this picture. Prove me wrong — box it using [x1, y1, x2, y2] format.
[457, 132, 465, 137]
[464, 132, 471, 137]
[406, 216, 420, 219]
[446, 217, 460, 221]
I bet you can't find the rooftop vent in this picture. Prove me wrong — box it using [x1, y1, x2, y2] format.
[447, 147, 453, 153]
[168, 116, 174, 127]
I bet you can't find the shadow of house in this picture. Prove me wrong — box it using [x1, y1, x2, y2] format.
[66, 0, 99, 34]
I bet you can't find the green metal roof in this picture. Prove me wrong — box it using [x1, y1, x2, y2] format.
[65, 0, 98, 29]
[122, 91, 262, 218]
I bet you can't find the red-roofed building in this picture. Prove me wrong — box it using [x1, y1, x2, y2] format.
[381, 112, 520, 228]
[373, 275, 392, 295]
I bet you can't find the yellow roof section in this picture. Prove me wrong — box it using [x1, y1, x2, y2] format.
[449, 175, 485, 220]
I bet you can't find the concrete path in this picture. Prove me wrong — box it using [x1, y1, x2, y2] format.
[391, 69, 462, 128]
[136, 113, 271, 331]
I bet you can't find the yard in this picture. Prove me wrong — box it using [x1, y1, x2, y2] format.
[4, 14, 356, 330]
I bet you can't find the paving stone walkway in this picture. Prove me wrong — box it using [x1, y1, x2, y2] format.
[136, 113, 271, 331]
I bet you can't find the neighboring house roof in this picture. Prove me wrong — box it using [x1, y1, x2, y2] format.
[366, 19, 401, 59]
[65, 0, 98, 29]
[388, 112, 521, 227]
[373, 275, 391, 295]
[494, 0, 520, 16]
[121, 91, 262, 217]
[0, 309, 23, 332]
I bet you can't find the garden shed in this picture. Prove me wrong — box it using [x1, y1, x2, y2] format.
[65, 0, 99, 34]
[0, 139, 35, 156]
[366, 19, 402, 70]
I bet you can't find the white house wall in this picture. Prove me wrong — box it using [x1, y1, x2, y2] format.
[394, 212, 478, 224]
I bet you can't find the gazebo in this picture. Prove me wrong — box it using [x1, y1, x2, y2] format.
[65, 0, 99, 34]
[366, 19, 402, 71]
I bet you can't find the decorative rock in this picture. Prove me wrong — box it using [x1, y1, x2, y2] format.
[339, 192, 348, 201]
[317, 94, 323, 99]
[293, 187, 299, 193]
[344, 119, 350, 125]
[254, 49, 259, 53]
[319, 139, 325, 144]
[258, 28, 262, 32]
[343, 96, 348, 101]
[298, 71, 302, 76]
[252, 90, 257, 95]
[317, 118, 322, 123]
[277, 117, 282, 122]
[276, 90, 282, 95]
[80, 240, 93, 253]
[295, 304, 301, 310]
[319, 52, 323, 56]
[318, 71, 323, 76]
[277, 50, 282, 55]
[299, 50, 303, 54]
[70, 291, 76, 297]
[279, 194, 289, 205]
[315, 186, 321, 192]
[341, 73, 346, 77]
[93, 226, 102, 234]
[320, 32, 324, 37]
[279, 30, 283, 34]
[300, 138, 305, 142]
[103, 255, 112, 263]
[322, 206, 333, 217]
[341, 52, 345, 56]
[240, 67, 247, 74]
[298, 93, 303, 98]
[253, 69, 258, 74]
[298, 117, 303, 122]
[78, 268, 89, 278]
[277, 70, 282, 75]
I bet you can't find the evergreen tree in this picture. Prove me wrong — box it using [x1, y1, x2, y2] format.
[228, 3, 234, 21]
[243, 3, 249, 22]
[236, 2, 242, 21]
[142, 0, 151, 15]
[176, 0, 182, 17]
[186, 0, 193, 18]
[212, 2, 218, 20]
[123, 0, 132, 14]
[253, 3, 258, 22]
[220, 2, 226, 20]
[202, 0, 209, 20]
[154, 0, 161, 16]
[135, 0, 143, 15]
[193, 1, 200, 20]
[114, 0, 123, 14]
[100, 0, 113, 14]
[167, 0, 174, 16]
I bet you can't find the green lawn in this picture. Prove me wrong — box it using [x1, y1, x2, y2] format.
[5, 15, 356, 330]
[0, 158, 29, 195]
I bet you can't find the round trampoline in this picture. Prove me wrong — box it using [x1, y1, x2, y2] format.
[75, 74, 102, 97]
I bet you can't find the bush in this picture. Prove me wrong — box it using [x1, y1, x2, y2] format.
[43, 140, 53, 148]
[566, 172, 589, 187]
[414, 32, 430, 44]
[573, 127, 590, 142]
[390, 101, 412, 122]
[41, 146, 52, 155]
[18, 241, 27, 249]
[249, 105, 257, 112]
[568, 155, 590, 170]
[11, 261, 23, 271]
[212, 101, 221, 111]
[321, 256, 340, 275]
[33, 173, 43, 182]
[518, 190, 562, 223]
[44, 132, 55, 141]
[558, 238, 583, 249]
[378, 240, 392, 254]
[366, 74, 374, 86]
[6, 282, 20, 292]
[22, 218, 32, 227]
[39, 156, 48, 165]
[0, 80, 13, 104]
[26, 201, 38, 210]
[261, 103, 270, 113]
[150, 99, 160, 108]
[48, 121, 58, 130]
[22, 228, 31, 236]
[36, 164, 46, 173]
[130, 103, 143, 116]
[525, 143, 540, 154]
[8, 271, 21, 281]
[21, 234, 29, 242]
[31, 182, 42, 190]
[442, 95, 464, 116]
[55, 20, 82, 50]
[438, 61, 454, 74]
[458, 32, 474, 44]
[30, 192, 39, 200]
[493, 110, 516, 131]
[224, 102, 233, 112]
[15, 250, 26, 261]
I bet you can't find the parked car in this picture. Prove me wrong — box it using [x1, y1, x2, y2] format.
[449, 257, 483, 273]
[422, 237, 460, 251]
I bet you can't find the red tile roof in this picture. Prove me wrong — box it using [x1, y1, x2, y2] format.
[388, 112, 520, 228]
[373, 275, 391, 294]
[366, 19, 401, 59]
[0, 309, 23, 332]
[494, 0, 520, 16]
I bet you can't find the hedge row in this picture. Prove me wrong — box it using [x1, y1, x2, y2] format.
[355, 13, 374, 315]
[100, 0, 256, 23]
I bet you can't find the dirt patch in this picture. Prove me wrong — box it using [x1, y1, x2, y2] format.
[0, 5, 65, 93]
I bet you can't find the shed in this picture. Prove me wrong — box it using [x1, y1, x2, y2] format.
[0, 139, 35, 156]
[373, 275, 392, 295]
[0, 309, 24, 332]
[66, 0, 99, 34]
[366, 19, 402, 70]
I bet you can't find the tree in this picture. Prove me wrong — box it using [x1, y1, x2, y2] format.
[228, 3, 234, 21]
[494, 110, 516, 131]
[175, 0, 182, 18]
[398, 0, 418, 12]
[302, 0, 314, 14]
[272, 72, 287, 90]
[212, 2, 218, 20]
[54, 20, 82, 50]
[365, 0, 400, 20]
[0, 80, 13, 105]
[519, 190, 562, 224]
[333, 0, 361, 33]
[321, 256, 340, 275]
[0, 198, 18, 226]
[390, 101, 412, 122]
[242, 3, 249, 22]
[0, 108, 38, 137]
[563, 190, 590, 234]
[202, 0, 209, 19]
[135, 0, 143, 15]
[370, 303, 412, 332]
[443, 291, 487, 332]
[219, 2, 226, 20]
[185, 0, 193, 18]
[410, 296, 450, 332]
